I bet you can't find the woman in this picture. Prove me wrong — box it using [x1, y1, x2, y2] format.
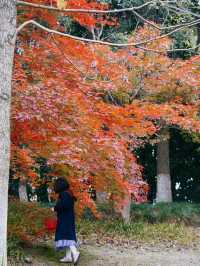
[53, 177, 80, 264]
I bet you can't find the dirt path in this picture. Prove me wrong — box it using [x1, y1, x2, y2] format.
[12, 244, 200, 266]
[82, 245, 200, 266]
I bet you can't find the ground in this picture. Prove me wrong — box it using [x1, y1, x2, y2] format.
[8, 212, 200, 266]
[9, 239, 200, 266]
[84, 245, 200, 266]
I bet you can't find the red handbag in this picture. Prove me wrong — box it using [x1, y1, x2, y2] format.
[44, 217, 57, 232]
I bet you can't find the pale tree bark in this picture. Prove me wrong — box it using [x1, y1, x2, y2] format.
[96, 191, 131, 223]
[156, 128, 172, 203]
[0, 1, 16, 265]
[96, 191, 108, 204]
[121, 194, 131, 224]
[18, 180, 28, 202]
[196, 23, 200, 52]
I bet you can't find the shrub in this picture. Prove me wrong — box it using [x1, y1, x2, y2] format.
[8, 198, 53, 261]
[8, 198, 53, 242]
[81, 202, 200, 224]
[131, 202, 200, 224]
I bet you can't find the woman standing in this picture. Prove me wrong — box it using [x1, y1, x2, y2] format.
[53, 177, 80, 264]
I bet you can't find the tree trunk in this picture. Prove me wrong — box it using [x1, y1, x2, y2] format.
[0, 1, 16, 265]
[121, 195, 131, 223]
[196, 23, 200, 52]
[19, 180, 28, 202]
[96, 192, 108, 204]
[156, 128, 172, 203]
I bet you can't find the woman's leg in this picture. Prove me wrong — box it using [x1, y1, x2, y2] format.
[70, 245, 80, 264]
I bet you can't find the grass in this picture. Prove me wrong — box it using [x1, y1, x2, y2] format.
[24, 244, 63, 266]
[8, 200, 200, 263]
[78, 202, 200, 247]
[77, 219, 195, 245]
[23, 244, 96, 266]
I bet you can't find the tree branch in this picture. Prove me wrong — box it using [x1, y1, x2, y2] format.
[16, 19, 200, 47]
[132, 9, 200, 31]
[16, 0, 157, 14]
[17, 1, 200, 39]
[50, 35, 122, 83]
[136, 43, 200, 54]
[164, 3, 200, 19]
[51, 34, 92, 79]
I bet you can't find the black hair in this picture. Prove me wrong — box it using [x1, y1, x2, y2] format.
[53, 177, 69, 194]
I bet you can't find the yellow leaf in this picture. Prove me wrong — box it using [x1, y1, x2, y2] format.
[57, 0, 65, 9]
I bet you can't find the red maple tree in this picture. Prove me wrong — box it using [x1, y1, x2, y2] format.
[12, 1, 200, 215]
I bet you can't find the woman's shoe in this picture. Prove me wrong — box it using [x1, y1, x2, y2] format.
[60, 250, 72, 263]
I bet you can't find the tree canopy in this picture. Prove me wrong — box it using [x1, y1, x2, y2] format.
[11, 0, 200, 213]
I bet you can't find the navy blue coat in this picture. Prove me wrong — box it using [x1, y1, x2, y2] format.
[54, 191, 77, 242]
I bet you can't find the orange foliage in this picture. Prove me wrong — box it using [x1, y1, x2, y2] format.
[13, 2, 200, 215]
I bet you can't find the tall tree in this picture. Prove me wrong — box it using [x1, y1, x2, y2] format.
[156, 128, 172, 202]
[0, 1, 16, 264]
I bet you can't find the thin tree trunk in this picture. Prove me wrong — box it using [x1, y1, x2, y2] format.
[156, 128, 172, 203]
[19, 180, 28, 202]
[96, 191, 108, 204]
[196, 23, 200, 52]
[0, 1, 16, 265]
[121, 195, 131, 223]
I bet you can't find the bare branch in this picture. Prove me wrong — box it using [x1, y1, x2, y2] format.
[17, 0, 187, 17]
[50, 35, 119, 83]
[136, 43, 200, 54]
[16, 19, 200, 47]
[132, 9, 200, 30]
[132, 10, 162, 30]
[107, 91, 118, 106]
[97, 23, 104, 40]
[17, 1, 200, 40]
[130, 72, 144, 100]
[164, 3, 200, 19]
[51, 35, 85, 76]
[91, 27, 96, 41]
[53, 33, 200, 61]
[17, 0, 156, 14]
